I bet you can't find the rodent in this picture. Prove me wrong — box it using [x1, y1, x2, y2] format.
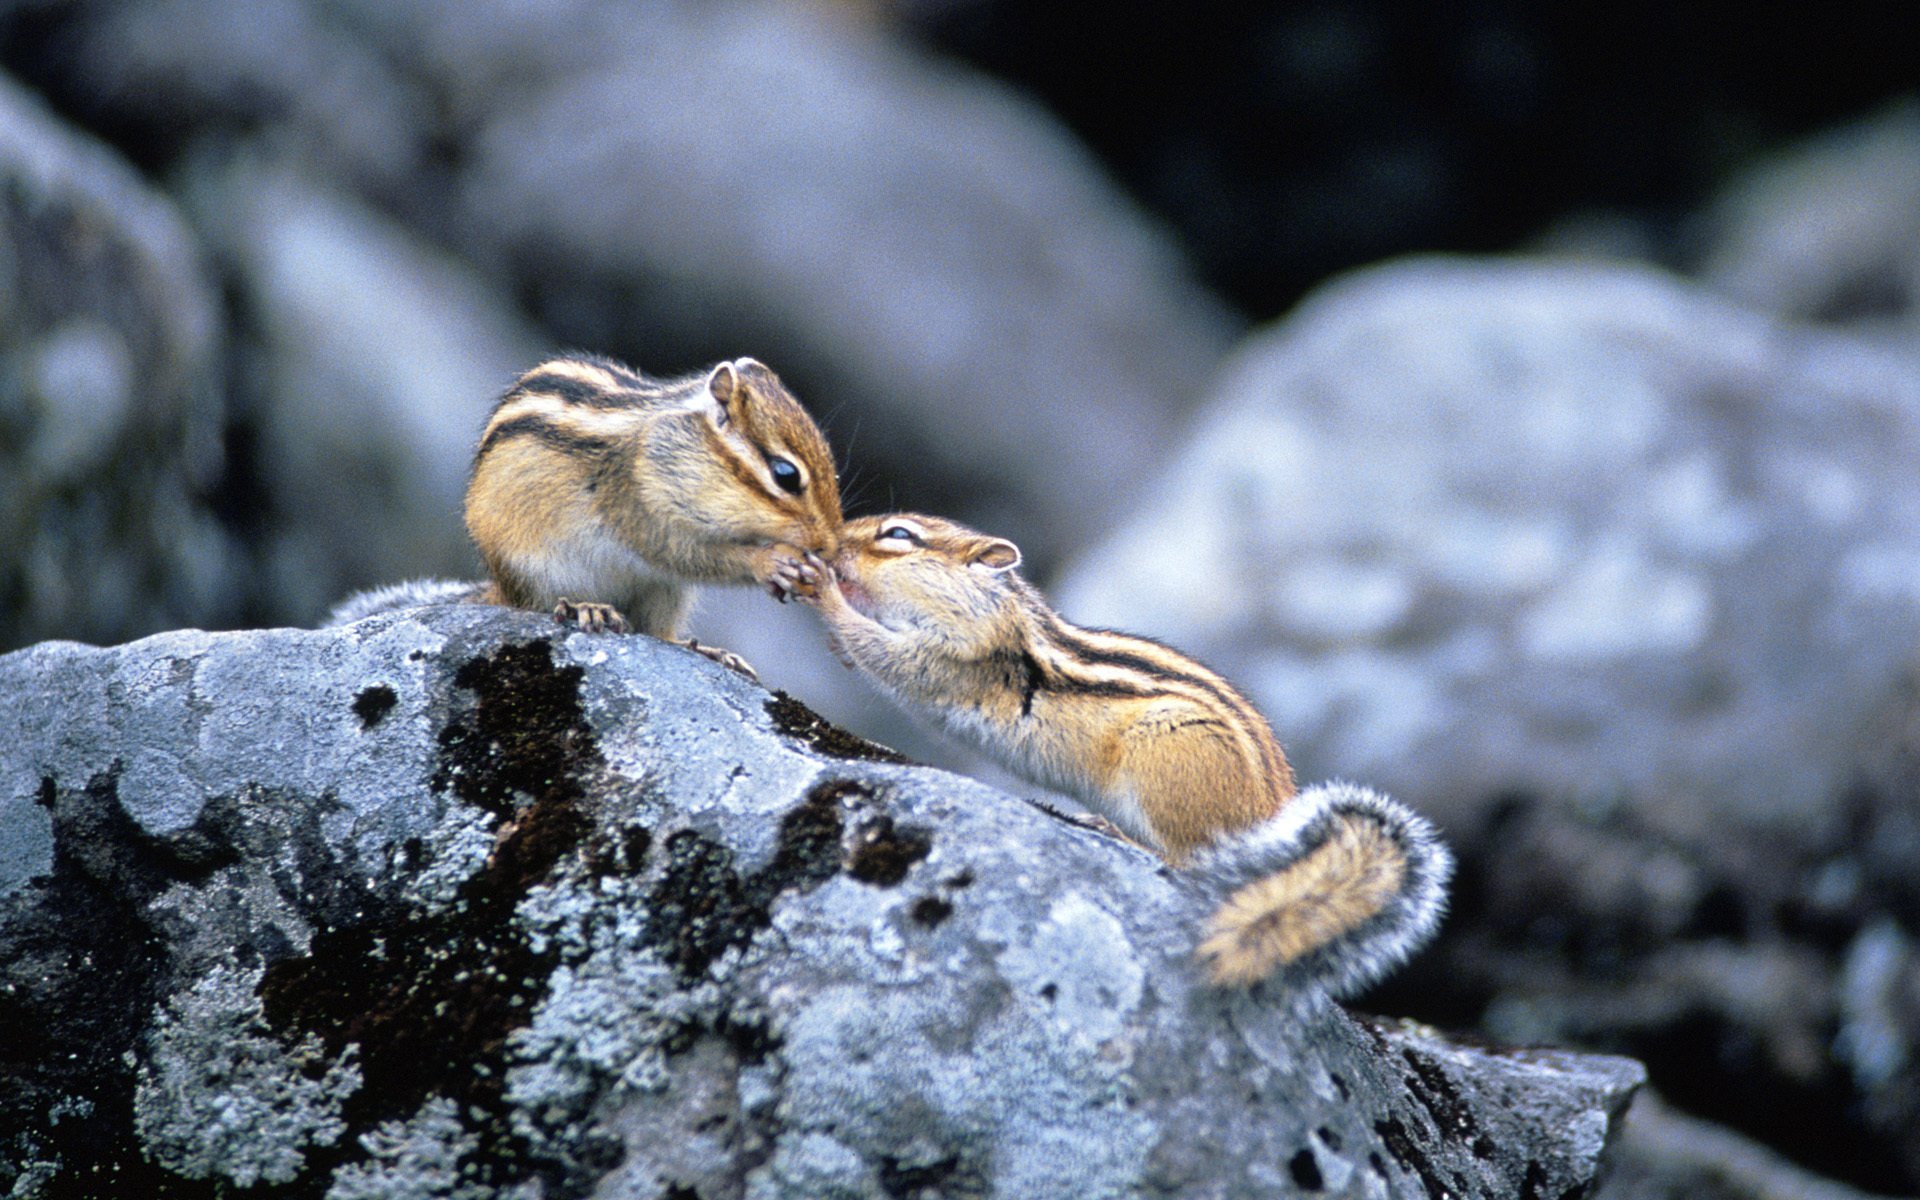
[329, 354, 842, 670]
[774, 514, 1451, 993]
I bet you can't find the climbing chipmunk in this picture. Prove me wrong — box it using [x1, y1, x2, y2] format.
[773, 515, 1450, 994]
[329, 355, 841, 674]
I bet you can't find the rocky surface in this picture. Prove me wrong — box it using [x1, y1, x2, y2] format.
[0, 72, 236, 651]
[0, 605, 1642, 1198]
[1057, 256, 1920, 1194]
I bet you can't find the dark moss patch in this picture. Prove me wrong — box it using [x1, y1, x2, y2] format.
[588, 823, 653, 877]
[1400, 1045, 1479, 1146]
[1288, 1148, 1324, 1190]
[764, 692, 911, 763]
[262, 638, 602, 1193]
[646, 831, 769, 980]
[644, 781, 859, 982]
[433, 640, 594, 819]
[717, 1013, 777, 1066]
[910, 896, 953, 927]
[847, 814, 931, 887]
[0, 769, 215, 1199]
[878, 1153, 969, 1198]
[761, 779, 853, 894]
[351, 684, 397, 729]
[1374, 1116, 1456, 1200]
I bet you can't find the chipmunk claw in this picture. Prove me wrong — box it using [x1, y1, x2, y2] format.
[767, 553, 823, 603]
[682, 638, 760, 683]
[554, 598, 629, 634]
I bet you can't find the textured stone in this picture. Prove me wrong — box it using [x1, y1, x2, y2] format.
[0, 607, 1642, 1196]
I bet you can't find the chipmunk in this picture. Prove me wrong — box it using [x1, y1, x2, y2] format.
[327, 355, 842, 673]
[772, 515, 1450, 994]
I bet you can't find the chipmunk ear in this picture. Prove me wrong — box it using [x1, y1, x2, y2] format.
[971, 538, 1022, 573]
[706, 361, 742, 427]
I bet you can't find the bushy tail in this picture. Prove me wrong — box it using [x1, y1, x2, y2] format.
[324, 579, 483, 627]
[1191, 783, 1451, 995]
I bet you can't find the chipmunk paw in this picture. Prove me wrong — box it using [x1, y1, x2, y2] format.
[554, 598, 629, 634]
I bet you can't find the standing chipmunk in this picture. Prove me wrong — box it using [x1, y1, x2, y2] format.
[773, 515, 1450, 994]
[328, 355, 842, 672]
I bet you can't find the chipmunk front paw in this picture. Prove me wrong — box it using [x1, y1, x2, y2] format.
[767, 552, 827, 604]
[554, 598, 629, 634]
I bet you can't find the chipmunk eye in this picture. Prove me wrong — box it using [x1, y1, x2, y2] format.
[879, 524, 921, 544]
[767, 455, 804, 495]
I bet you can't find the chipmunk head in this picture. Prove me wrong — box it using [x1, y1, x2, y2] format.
[836, 513, 1025, 634]
[684, 358, 843, 556]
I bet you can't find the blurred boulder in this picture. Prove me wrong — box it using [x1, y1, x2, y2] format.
[180, 148, 544, 622]
[1696, 99, 1920, 336]
[1599, 1091, 1912, 1200]
[63, 0, 1238, 569]
[0, 607, 1644, 1197]
[0, 71, 236, 651]
[1059, 255, 1920, 845]
[1057, 254, 1920, 1192]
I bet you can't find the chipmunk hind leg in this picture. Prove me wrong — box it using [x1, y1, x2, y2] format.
[621, 578, 763, 681]
[1113, 704, 1280, 864]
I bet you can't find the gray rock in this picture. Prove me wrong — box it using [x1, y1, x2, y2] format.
[1599, 1091, 1917, 1200]
[1696, 100, 1920, 337]
[178, 148, 546, 622]
[0, 70, 237, 651]
[0, 607, 1642, 1196]
[1055, 254, 1920, 1193]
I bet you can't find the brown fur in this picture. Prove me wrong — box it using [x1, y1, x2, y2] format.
[790, 513, 1295, 860]
[779, 513, 1449, 993]
[465, 355, 842, 638]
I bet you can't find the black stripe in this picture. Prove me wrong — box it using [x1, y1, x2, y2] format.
[1018, 647, 1046, 716]
[1042, 614, 1251, 713]
[513, 371, 644, 409]
[1042, 612, 1288, 783]
[1056, 675, 1168, 700]
[479, 415, 617, 459]
[1003, 644, 1164, 708]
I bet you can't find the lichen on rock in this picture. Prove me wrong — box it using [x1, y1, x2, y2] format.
[0, 606, 1643, 1196]
[133, 963, 361, 1187]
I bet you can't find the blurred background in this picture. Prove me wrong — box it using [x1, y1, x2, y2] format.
[2, 0, 1918, 1195]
